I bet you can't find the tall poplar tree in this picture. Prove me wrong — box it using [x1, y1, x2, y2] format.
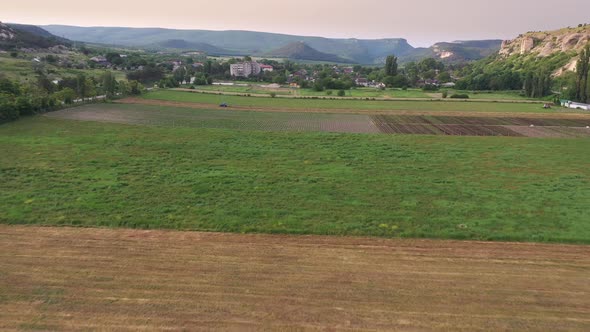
[575, 45, 589, 102]
[385, 55, 398, 77]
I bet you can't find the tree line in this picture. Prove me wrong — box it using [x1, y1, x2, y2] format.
[0, 73, 144, 124]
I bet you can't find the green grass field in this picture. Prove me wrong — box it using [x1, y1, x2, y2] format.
[192, 85, 538, 100]
[297, 88, 431, 98]
[1, 115, 589, 243]
[194, 85, 433, 98]
[447, 90, 538, 100]
[0, 56, 38, 80]
[145, 90, 556, 113]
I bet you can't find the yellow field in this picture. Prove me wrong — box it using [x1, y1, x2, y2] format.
[1, 226, 589, 330]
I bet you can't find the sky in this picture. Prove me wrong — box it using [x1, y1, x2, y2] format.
[3, 0, 590, 47]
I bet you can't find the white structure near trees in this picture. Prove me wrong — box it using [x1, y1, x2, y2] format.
[260, 64, 274, 72]
[561, 100, 590, 110]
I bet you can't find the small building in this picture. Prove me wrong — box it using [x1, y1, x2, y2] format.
[90, 56, 107, 63]
[90, 56, 110, 66]
[355, 77, 369, 87]
[260, 64, 274, 72]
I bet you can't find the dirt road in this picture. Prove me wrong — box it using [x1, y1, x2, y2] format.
[1, 226, 589, 331]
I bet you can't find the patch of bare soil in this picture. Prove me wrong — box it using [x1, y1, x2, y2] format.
[1, 226, 589, 331]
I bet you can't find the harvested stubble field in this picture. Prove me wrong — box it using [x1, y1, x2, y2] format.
[47, 103, 590, 137]
[1, 225, 589, 331]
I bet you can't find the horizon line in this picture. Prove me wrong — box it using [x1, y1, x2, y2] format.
[4, 20, 509, 48]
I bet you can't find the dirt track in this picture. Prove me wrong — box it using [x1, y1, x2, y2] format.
[117, 97, 590, 119]
[1, 225, 589, 331]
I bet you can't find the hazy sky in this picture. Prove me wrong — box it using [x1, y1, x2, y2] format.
[4, 0, 590, 46]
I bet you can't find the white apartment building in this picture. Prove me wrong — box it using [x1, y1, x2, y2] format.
[230, 61, 261, 77]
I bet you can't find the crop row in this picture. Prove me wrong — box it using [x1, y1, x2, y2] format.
[374, 121, 525, 137]
[373, 115, 590, 127]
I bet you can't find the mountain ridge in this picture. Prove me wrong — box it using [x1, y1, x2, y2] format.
[42, 24, 499, 64]
[1, 22, 71, 49]
[266, 42, 351, 63]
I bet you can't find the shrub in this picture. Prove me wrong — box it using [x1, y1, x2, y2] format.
[450, 94, 470, 99]
[326, 90, 333, 96]
[422, 84, 439, 91]
[337, 90, 346, 97]
[441, 90, 448, 98]
[270, 92, 276, 98]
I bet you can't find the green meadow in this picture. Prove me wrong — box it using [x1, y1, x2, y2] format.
[1, 115, 589, 243]
[144, 90, 556, 113]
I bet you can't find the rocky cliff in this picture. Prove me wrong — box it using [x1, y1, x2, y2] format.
[0, 22, 17, 41]
[499, 25, 590, 75]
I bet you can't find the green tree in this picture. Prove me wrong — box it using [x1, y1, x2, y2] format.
[437, 71, 452, 83]
[55, 88, 76, 104]
[84, 77, 97, 99]
[128, 80, 144, 95]
[313, 81, 325, 92]
[575, 46, 590, 102]
[173, 66, 187, 84]
[384, 75, 408, 88]
[106, 52, 123, 65]
[524, 70, 551, 98]
[403, 62, 419, 85]
[37, 75, 55, 93]
[0, 78, 21, 95]
[385, 55, 398, 76]
[101, 71, 117, 98]
[76, 74, 87, 100]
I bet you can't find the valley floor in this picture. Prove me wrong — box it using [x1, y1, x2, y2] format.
[1, 225, 589, 331]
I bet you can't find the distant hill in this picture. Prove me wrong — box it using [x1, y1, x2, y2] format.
[400, 40, 502, 63]
[39, 24, 502, 64]
[432, 40, 503, 60]
[42, 25, 416, 64]
[0, 22, 70, 50]
[266, 42, 350, 63]
[8, 23, 57, 39]
[145, 39, 236, 55]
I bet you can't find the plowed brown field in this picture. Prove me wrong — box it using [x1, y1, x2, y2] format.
[1, 226, 589, 331]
